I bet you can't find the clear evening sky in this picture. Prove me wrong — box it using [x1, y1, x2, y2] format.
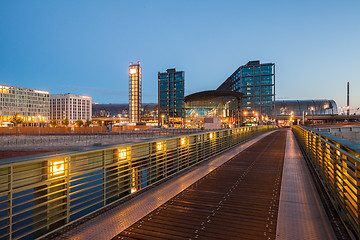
[1, 1, 359, 113]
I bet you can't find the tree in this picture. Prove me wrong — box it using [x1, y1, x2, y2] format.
[62, 118, 69, 126]
[11, 114, 23, 127]
[85, 120, 92, 127]
[50, 119, 57, 127]
[75, 119, 84, 127]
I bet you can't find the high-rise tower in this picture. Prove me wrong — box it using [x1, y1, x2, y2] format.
[129, 62, 142, 123]
[158, 68, 185, 127]
[217, 60, 275, 118]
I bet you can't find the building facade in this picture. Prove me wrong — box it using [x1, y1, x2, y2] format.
[50, 94, 92, 124]
[0, 84, 50, 125]
[129, 62, 142, 123]
[158, 68, 185, 127]
[217, 60, 275, 118]
[184, 90, 243, 128]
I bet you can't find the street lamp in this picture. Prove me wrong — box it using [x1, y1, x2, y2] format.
[310, 107, 314, 126]
[37, 114, 42, 136]
[161, 114, 165, 127]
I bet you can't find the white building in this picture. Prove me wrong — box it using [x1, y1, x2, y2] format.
[0, 84, 50, 125]
[50, 93, 92, 124]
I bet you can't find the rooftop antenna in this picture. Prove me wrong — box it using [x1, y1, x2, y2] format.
[347, 82, 350, 119]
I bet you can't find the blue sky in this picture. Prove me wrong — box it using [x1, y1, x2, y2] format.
[1, 1, 359, 113]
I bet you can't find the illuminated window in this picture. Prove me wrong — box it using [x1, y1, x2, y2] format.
[180, 137, 186, 146]
[119, 149, 127, 160]
[209, 133, 213, 139]
[49, 159, 66, 178]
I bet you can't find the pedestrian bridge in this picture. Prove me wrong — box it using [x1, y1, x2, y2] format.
[0, 126, 358, 239]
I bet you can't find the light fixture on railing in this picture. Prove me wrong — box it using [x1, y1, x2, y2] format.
[119, 148, 127, 160]
[180, 137, 186, 146]
[131, 187, 137, 193]
[209, 133, 213, 139]
[49, 159, 66, 178]
[157, 142, 163, 151]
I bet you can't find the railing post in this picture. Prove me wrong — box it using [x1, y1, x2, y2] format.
[9, 165, 13, 240]
[66, 156, 71, 224]
[102, 150, 106, 206]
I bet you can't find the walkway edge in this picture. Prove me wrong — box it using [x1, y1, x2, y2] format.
[276, 130, 336, 240]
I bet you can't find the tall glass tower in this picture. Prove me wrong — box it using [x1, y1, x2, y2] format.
[217, 61, 275, 118]
[158, 68, 185, 127]
[129, 62, 142, 123]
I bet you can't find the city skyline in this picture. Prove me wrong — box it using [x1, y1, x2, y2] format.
[1, 1, 359, 112]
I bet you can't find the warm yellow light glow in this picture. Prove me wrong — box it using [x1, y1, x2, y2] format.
[180, 137, 186, 145]
[161, 115, 165, 118]
[130, 68, 137, 74]
[156, 142, 163, 151]
[131, 187, 137, 193]
[209, 133, 213, 139]
[244, 111, 247, 116]
[49, 159, 65, 177]
[119, 149, 127, 160]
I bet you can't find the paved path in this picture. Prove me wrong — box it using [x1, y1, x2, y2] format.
[276, 130, 336, 240]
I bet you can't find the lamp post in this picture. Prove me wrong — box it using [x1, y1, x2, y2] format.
[243, 111, 248, 126]
[161, 114, 165, 127]
[310, 107, 314, 126]
[37, 115, 41, 136]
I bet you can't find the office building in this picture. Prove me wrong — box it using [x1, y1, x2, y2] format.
[158, 68, 185, 127]
[50, 93, 92, 124]
[0, 84, 50, 125]
[129, 62, 142, 123]
[218, 60, 275, 117]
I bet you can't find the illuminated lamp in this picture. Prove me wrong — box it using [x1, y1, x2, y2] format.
[156, 142, 163, 151]
[119, 148, 127, 160]
[49, 159, 66, 178]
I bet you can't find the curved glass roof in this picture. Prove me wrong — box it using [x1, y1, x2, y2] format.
[275, 99, 338, 115]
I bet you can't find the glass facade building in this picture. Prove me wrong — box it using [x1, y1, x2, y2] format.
[0, 84, 50, 125]
[184, 90, 243, 128]
[217, 60, 275, 117]
[129, 62, 142, 123]
[275, 100, 338, 116]
[158, 68, 185, 127]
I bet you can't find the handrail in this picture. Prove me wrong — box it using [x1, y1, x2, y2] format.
[0, 126, 274, 240]
[293, 125, 360, 239]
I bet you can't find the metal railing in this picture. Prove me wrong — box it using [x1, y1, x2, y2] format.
[293, 125, 360, 239]
[0, 126, 274, 240]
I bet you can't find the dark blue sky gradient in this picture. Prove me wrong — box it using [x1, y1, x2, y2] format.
[1, 1, 359, 112]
